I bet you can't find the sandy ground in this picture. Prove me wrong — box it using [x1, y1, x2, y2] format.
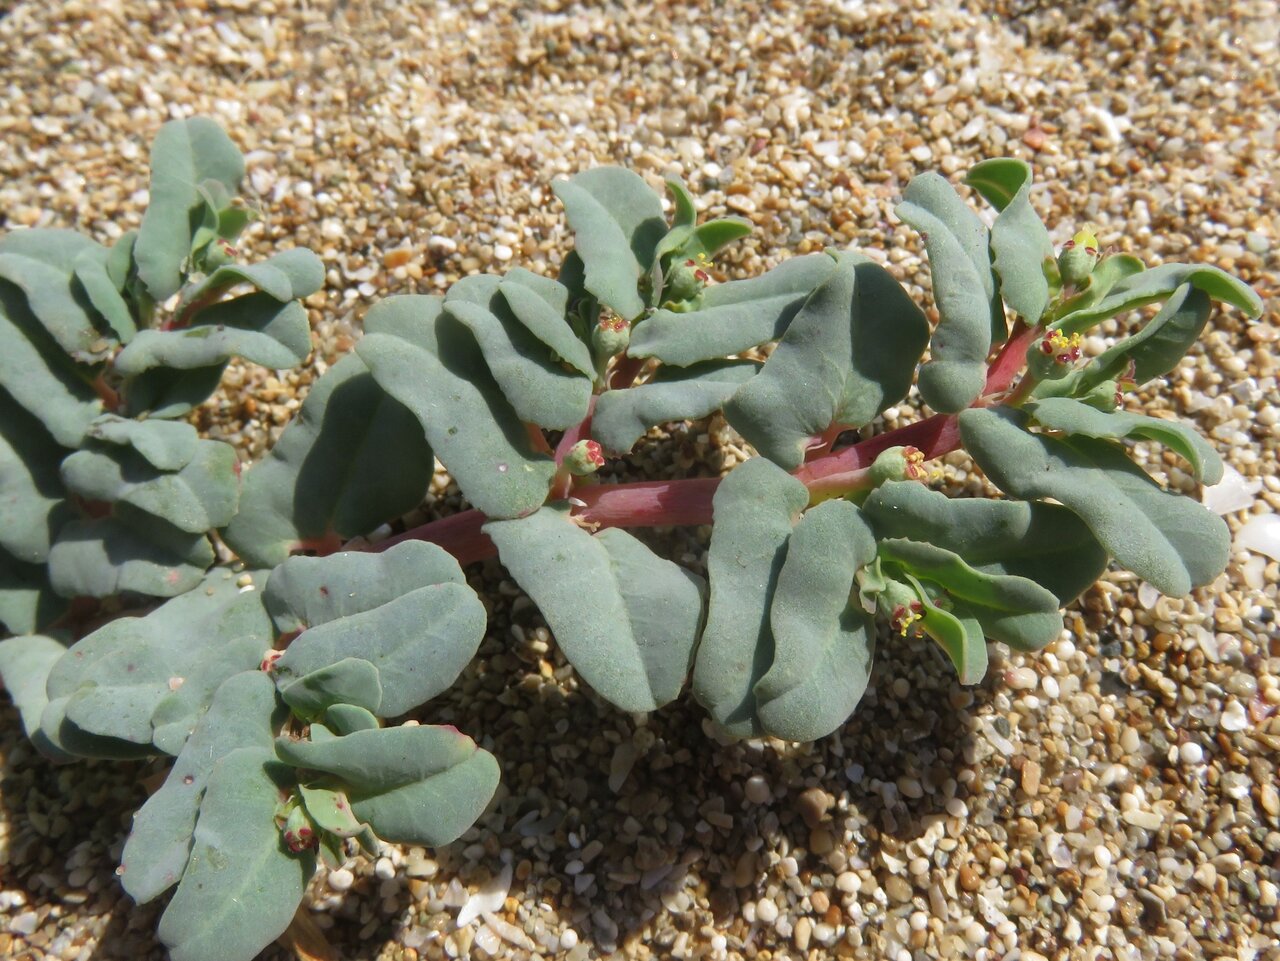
[1, 1, 1277, 960]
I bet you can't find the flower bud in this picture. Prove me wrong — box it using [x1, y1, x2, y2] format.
[868, 446, 928, 487]
[276, 797, 320, 853]
[664, 252, 712, 303]
[592, 315, 630, 358]
[1037, 329, 1084, 366]
[1056, 225, 1099, 286]
[564, 439, 606, 477]
[876, 579, 926, 637]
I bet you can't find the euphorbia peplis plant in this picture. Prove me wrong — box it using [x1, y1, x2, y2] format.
[0, 123, 1263, 961]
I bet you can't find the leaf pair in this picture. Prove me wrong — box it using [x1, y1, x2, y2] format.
[692, 458, 877, 741]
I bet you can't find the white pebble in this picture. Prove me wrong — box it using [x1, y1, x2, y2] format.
[755, 897, 779, 923]
[374, 857, 396, 881]
[559, 929, 579, 949]
[494, 243, 514, 261]
[327, 868, 355, 892]
[836, 871, 862, 894]
[1219, 700, 1248, 732]
[1094, 846, 1113, 869]
[1179, 742, 1204, 765]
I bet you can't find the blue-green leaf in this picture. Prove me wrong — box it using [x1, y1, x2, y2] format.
[692, 458, 809, 737]
[60, 438, 239, 533]
[485, 506, 705, 712]
[122, 364, 227, 420]
[628, 253, 835, 367]
[0, 552, 66, 636]
[0, 229, 116, 362]
[553, 169, 667, 321]
[0, 283, 102, 447]
[275, 725, 500, 847]
[280, 657, 383, 719]
[47, 506, 214, 600]
[85, 414, 200, 472]
[1052, 262, 1261, 336]
[755, 499, 877, 742]
[966, 159, 1053, 325]
[357, 295, 555, 520]
[497, 270, 595, 379]
[0, 387, 70, 564]
[122, 671, 282, 905]
[896, 173, 1001, 412]
[221, 353, 434, 568]
[591, 359, 758, 454]
[0, 634, 67, 743]
[114, 293, 311, 375]
[267, 542, 485, 718]
[960, 406, 1229, 596]
[178, 248, 324, 309]
[135, 118, 245, 301]
[1078, 283, 1212, 389]
[862, 481, 1108, 604]
[1026, 396, 1222, 485]
[445, 274, 592, 430]
[157, 747, 313, 961]
[724, 252, 929, 469]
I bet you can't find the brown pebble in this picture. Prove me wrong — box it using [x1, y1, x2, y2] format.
[383, 247, 416, 268]
[959, 865, 982, 892]
[798, 787, 834, 829]
[811, 890, 830, 913]
[809, 828, 836, 856]
[1021, 761, 1042, 796]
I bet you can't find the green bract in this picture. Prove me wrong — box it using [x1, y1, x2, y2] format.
[0, 119, 1263, 961]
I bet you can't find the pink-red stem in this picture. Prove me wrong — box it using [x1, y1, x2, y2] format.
[354, 322, 1042, 566]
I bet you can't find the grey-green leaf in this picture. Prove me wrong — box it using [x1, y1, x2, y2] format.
[221, 353, 434, 568]
[591, 360, 758, 454]
[44, 566, 271, 751]
[1052, 262, 1261, 336]
[0, 229, 115, 362]
[552, 168, 667, 321]
[1080, 283, 1212, 389]
[0, 388, 70, 564]
[966, 159, 1053, 325]
[484, 506, 705, 712]
[497, 271, 595, 378]
[60, 439, 239, 533]
[47, 506, 214, 599]
[0, 634, 67, 741]
[123, 364, 227, 420]
[862, 481, 1108, 604]
[357, 295, 555, 520]
[724, 252, 929, 469]
[275, 725, 499, 846]
[0, 552, 66, 636]
[0, 284, 102, 447]
[178, 247, 325, 308]
[1026, 396, 1222, 485]
[270, 552, 483, 716]
[114, 293, 311, 375]
[692, 457, 809, 737]
[960, 407, 1229, 596]
[157, 747, 313, 961]
[628, 253, 836, 367]
[755, 499, 878, 742]
[280, 657, 383, 718]
[878, 538, 1063, 651]
[122, 671, 281, 905]
[263, 540, 464, 631]
[445, 274, 592, 430]
[135, 118, 246, 302]
[85, 414, 200, 471]
[896, 172, 1001, 412]
[74, 244, 137, 343]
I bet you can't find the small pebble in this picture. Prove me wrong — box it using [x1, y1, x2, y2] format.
[327, 868, 355, 892]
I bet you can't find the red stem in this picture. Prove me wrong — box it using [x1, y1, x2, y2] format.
[349, 322, 1043, 566]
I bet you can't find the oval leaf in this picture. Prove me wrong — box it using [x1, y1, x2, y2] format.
[966, 159, 1053, 325]
[959, 406, 1229, 597]
[222, 353, 434, 568]
[484, 506, 705, 712]
[755, 499, 878, 742]
[628, 253, 835, 367]
[692, 457, 809, 737]
[896, 172, 1001, 412]
[157, 747, 313, 961]
[724, 252, 929, 469]
[357, 295, 555, 520]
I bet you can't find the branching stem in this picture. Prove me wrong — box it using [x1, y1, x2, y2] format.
[354, 321, 1044, 565]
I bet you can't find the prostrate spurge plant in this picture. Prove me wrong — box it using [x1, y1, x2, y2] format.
[0, 122, 1262, 961]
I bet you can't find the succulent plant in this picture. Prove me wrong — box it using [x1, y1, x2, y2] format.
[0, 121, 1262, 961]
